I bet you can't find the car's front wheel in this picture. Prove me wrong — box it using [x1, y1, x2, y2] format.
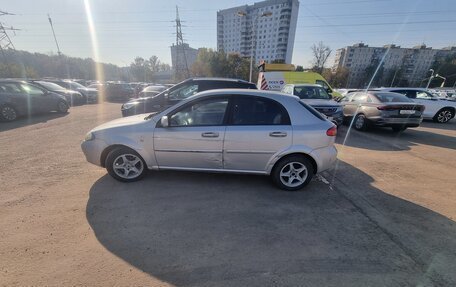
[433, 108, 454, 123]
[105, 147, 147, 182]
[272, 155, 314, 191]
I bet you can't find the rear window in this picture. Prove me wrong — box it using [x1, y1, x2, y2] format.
[374, 93, 412, 103]
[299, 101, 325, 121]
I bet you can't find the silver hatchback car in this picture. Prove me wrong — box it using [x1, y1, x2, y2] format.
[81, 89, 338, 191]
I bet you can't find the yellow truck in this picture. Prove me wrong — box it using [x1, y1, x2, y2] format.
[257, 63, 342, 98]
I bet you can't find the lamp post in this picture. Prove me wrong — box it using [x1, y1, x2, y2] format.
[237, 10, 272, 82]
[434, 74, 446, 88]
[425, 69, 435, 89]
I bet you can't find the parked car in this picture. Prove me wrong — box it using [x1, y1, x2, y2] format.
[137, 85, 167, 98]
[29, 80, 85, 106]
[44, 79, 98, 103]
[121, 78, 257, 117]
[102, 82, 135, 102]
[341, 91, 425, 132]
[375, 88, 456, 123]
[281, 84, 343, 126]
[0, 79, 69, 121]
[82, 89, 338, 191]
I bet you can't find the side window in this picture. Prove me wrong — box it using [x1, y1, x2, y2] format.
[20, 84, 44, 96]
[0, 83, 22, 94]
[352, 93, 367, 102]
[316, 80, 331, 92]
[168, 84, 199, 101]
[416, 91, 433, 99]
[366, 95, 373, 103]
[393, 90, 416, 99]
[231, 96, 290, 125]
[168, 97, 228, 127]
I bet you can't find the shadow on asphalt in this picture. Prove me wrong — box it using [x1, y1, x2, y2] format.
[86, 164, 456, 286]
[336, 123, 456, 151]
[420, 119, 456, 131]
[0, 112, 68, 132]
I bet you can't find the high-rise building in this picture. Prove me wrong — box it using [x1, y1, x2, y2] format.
[217, 0, 299, 64]
[332, 43, 456, 88]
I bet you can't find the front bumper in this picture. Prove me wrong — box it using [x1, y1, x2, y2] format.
[81, 139, 108, 167]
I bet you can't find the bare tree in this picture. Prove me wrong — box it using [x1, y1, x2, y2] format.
[311, 41, 332, 74]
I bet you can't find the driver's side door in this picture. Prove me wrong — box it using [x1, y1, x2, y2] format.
[153, 96, 230, 170]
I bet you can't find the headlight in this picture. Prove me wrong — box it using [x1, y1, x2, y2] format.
[85, 132, 95, 141]
[122, 102, 139, 109]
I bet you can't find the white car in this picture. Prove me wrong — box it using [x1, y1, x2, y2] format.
[376, 88, 456, 123]
[81, 89, 338, 191]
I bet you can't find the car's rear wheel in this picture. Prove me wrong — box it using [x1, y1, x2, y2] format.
[272, 155, 314, 191]
[433, 108, 454, 123]
[57, 101, 69, 113]
[0, 105, 18, 121]
[105, 147, 147, 182]
[354, 114, 369, 131]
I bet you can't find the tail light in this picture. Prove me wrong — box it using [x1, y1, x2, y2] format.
[326, 125, 337, 136]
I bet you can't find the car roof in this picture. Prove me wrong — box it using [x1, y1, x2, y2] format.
[374, 87, 428, 91]
[188, 77, 253, 84]
[286, 84, 322, 88]
[190, 88, 299, 101]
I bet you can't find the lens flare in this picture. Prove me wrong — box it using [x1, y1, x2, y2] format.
[84, 0, 106, 122]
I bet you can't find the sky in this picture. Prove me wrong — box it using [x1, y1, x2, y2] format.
[1, 0, 455, 68]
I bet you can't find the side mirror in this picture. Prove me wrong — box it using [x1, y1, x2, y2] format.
[161, 116, 169, 128]
[164, 93, 169, 99]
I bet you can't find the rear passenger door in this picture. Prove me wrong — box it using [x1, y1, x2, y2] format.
[223, 96, 292, 172]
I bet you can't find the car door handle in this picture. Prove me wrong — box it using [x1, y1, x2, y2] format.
[269, 132, 287, 137]
[201, 132, 219, 138]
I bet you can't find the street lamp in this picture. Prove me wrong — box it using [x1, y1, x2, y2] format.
[237, 10, 272, 82]
[434, 74, 446, 88]
[425, 68, 435, 89]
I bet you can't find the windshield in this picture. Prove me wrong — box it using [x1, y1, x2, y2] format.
[294, 86, 332, 100]
[36, 81, 66, 91]
[1, 2, 455, 286]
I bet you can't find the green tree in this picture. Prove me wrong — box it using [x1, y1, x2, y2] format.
[295, 65, 304, 72]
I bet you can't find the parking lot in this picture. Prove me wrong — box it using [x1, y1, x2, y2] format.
[1, 103, 455, 286]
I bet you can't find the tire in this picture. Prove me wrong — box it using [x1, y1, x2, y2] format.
[57, 101, 69, 113]
[105, 147, 147, 182]
[354, 114, 369, 131]
[0, 104, 18, 122]
[433, 108, 454, 123]
[272, 155, 314, 191]
[391, 126, 407, 132]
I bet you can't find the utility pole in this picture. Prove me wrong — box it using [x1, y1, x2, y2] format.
[174, 6, 189, 80]
[47, 14, 62, 55]
[0, 10, 19, 75]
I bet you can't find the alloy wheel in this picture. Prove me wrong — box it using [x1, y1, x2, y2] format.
[355, 115, 365, 129]
[112, 154, 144, 179]
[279, 162, 308, 188]
[1, 106, 17, 121]
[437, 110, 453, 123]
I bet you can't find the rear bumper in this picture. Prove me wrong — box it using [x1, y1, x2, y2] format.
[310, 145, 338, 173]
[370, 117, 423, 127]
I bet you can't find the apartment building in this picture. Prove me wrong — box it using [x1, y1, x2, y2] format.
[217, 0, 299, 64]
[333, 43, 456, 88]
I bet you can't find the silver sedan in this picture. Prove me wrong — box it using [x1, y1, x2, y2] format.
[81, 89, 337, 191]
